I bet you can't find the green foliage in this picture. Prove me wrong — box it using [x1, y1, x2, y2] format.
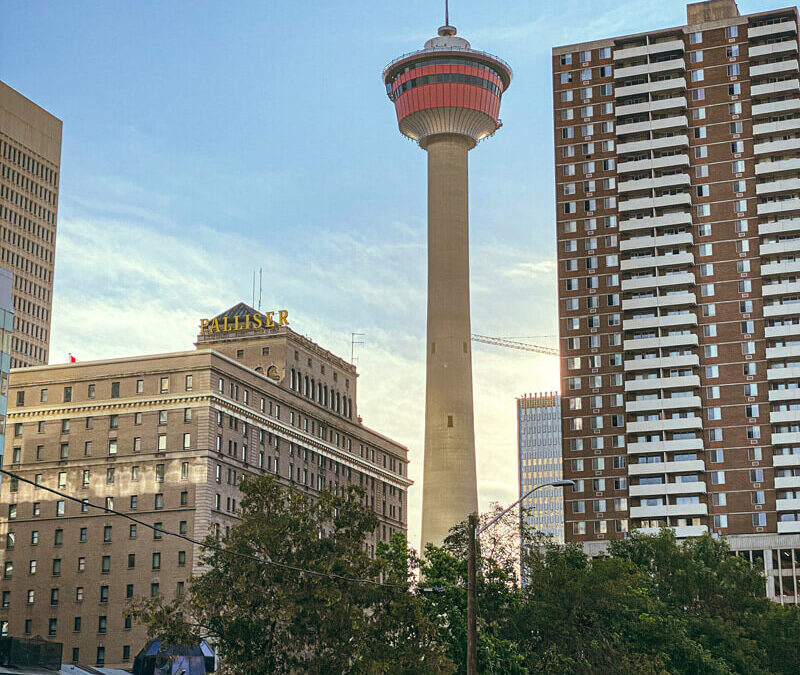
[132, 480, 800, 675]
[130, 474, 453, 674]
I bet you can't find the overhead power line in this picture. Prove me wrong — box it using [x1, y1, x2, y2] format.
[471, 334, 559, 356]
[0, 468, 415, 591]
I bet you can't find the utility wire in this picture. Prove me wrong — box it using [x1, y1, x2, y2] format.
[0, 467, 425, 591]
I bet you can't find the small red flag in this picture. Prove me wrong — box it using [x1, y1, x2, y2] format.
[69, 354, 76, 363]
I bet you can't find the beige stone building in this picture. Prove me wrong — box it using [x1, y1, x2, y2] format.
[0, 81, 61, 367]
[0, 303, 411, 667]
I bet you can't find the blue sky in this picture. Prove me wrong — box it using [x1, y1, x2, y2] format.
[0, 0, 781, 547]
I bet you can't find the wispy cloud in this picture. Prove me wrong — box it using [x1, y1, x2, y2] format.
[50, 208, 559, 548]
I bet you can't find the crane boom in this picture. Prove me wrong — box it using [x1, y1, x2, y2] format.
[471, 334, 559, 356]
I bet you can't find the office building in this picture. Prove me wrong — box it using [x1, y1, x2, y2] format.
[0, 81, 61, 368]
[0, 303, 411, 666]
[0, 267, 13, 475]
[518, 393, 565, 545]
[554, 0, 800, 600]
[383, 15, 512, 546]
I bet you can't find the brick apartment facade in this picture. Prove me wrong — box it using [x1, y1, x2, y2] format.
[553, 0, 800, 600]
[0, 304, 411, 666]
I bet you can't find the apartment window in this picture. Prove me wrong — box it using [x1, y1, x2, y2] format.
[725, 25, 738, 38]
[155, 464, 165, 482]
[101, 556, 110, 573]
[711, 471, 725, 485]
[727, 45, 739, 58]
[690, 69, 704, 82]
[753, 512, 767, 527]
[727, 64, 740, 77]
[158, 434, 167, 451]
[690, 50, 703, 63]
[155, 494, 164, 510]
[152, 552, 161, 570]
[729, 83, 741, 96]
[750, 469, 764, 482]
[689, 31, 702, 43]
[713, 514, 728, 529]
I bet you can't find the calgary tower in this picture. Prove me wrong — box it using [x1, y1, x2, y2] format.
[383, 5, 512, 546]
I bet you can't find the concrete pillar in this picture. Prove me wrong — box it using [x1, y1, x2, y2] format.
[420, 133, 478, 548]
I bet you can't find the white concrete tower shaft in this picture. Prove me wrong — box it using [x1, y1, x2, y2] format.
[421, 133, 478, 547]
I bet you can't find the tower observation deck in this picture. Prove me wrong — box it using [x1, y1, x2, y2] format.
[383, 21, 511, 547]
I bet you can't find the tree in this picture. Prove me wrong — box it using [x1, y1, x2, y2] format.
[131, 474, 453, 675]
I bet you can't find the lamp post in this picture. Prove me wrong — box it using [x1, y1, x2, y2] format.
[466, 479, 574, 675]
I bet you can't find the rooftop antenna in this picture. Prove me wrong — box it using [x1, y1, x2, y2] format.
[258, 268, 263, 311]
[445, 0, 449, 25]
[251, 271, 256, 307]
[351, 332, 365, 364]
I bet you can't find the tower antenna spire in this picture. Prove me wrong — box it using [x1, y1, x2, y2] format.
[445, 0, 449, 26]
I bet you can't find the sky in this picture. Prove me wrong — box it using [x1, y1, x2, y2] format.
[0, 0, 782, 549]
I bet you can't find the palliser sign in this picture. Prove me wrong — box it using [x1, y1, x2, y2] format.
[200, 310, 289, 333]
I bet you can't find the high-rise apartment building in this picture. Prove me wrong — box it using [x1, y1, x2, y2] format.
[518, 393, 565, 544]
[554, 0, 800, 600]
[0, 304, 410, 666]
[0, 81, 61, 368]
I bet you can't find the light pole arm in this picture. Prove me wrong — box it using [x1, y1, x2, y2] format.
[477, 480, 573, 537]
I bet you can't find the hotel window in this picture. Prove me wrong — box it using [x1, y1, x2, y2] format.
[106, 468, 115, 485]
[158, 434, 167, 451]
[136, 379, 143, 393]
[160, 377, 169, 393]
[56, 501, 65, 517]
[60, 443, 68, 459]
[185, 374, 193, 391]
[158, 410, 167, 425]
[134, 412, 142, 425]
[111, 382, 120, 398]
[87, 383, 95, 398]
[62, 388, 71, 403]
[61, 418, 70, 433]
[181, 461, 189, 479]
[109, 414, 118, 430]
[155, 464, 165, 482]
[155, 494, 164, 510]
[133, 437, 141, 452]
[39, 388, 48, 402]
[152, 553, 161, 570]
[108, 439, 117, 456]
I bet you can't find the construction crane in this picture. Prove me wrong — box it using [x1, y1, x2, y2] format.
[471, 334, 559, 356]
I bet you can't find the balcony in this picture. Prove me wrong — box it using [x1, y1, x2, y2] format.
[775, 475, 800, 489]
[749, 39, 799, 59]
[624, 374, 700, 391]
[624, 353, 698, 371]
[763, 280, 800, 298]
[614, 39, 684, 61]
[770, 409, 800, 423]
[628, 458, 705, 476]
[619, 212, 692, 232]
[616, 77, 686, 98]
[765, 323, 800, 339]
[620, 231, 693, 251]
[770, 389, 800, 404]
[623, 333, 697, 352]
[778, 521, 800, 533]
[615, 96, 687, 118]
[634, 524, 708, 537]
[767, 343, 800, 359]
[627, 438, 704, 455]
[617, 134, 689, 155]
[617, 153, 689, 175]
[626, 416, 703, 434]
[622, 292, 695, 312]
[625, 395, 702, 413]
[752, 98, 800, 117]
[759, 218, 800, 236]
[768, 364, 800, 380]
[756, 157, 800, 175]
[756, 177, 800, 195]
[772, 431, 800, 445]
[750, 59, 799, 78]
[615, 58, 685, 80]
[621, 251, 693, 271]
[754, 137, 800, 155]
[623, 313, 697, 331]
[761, 259, 800, 276]
[748, 20, 797, 40]
[755, 119, 800, 139]
[629, 503, 708, 519]
[774, 453, 800, 467]
[751, 78, 800, 97]
[621, 271, 695, 291]
[618, 173, 690, 193]
[758, 198, 800, 216]
[616, 115, 688, 136]
[760, 239, 800, 255]
[629, 481, 707, 498]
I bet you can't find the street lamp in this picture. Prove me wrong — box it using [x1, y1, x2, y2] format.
[466, 479, 575, 675]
